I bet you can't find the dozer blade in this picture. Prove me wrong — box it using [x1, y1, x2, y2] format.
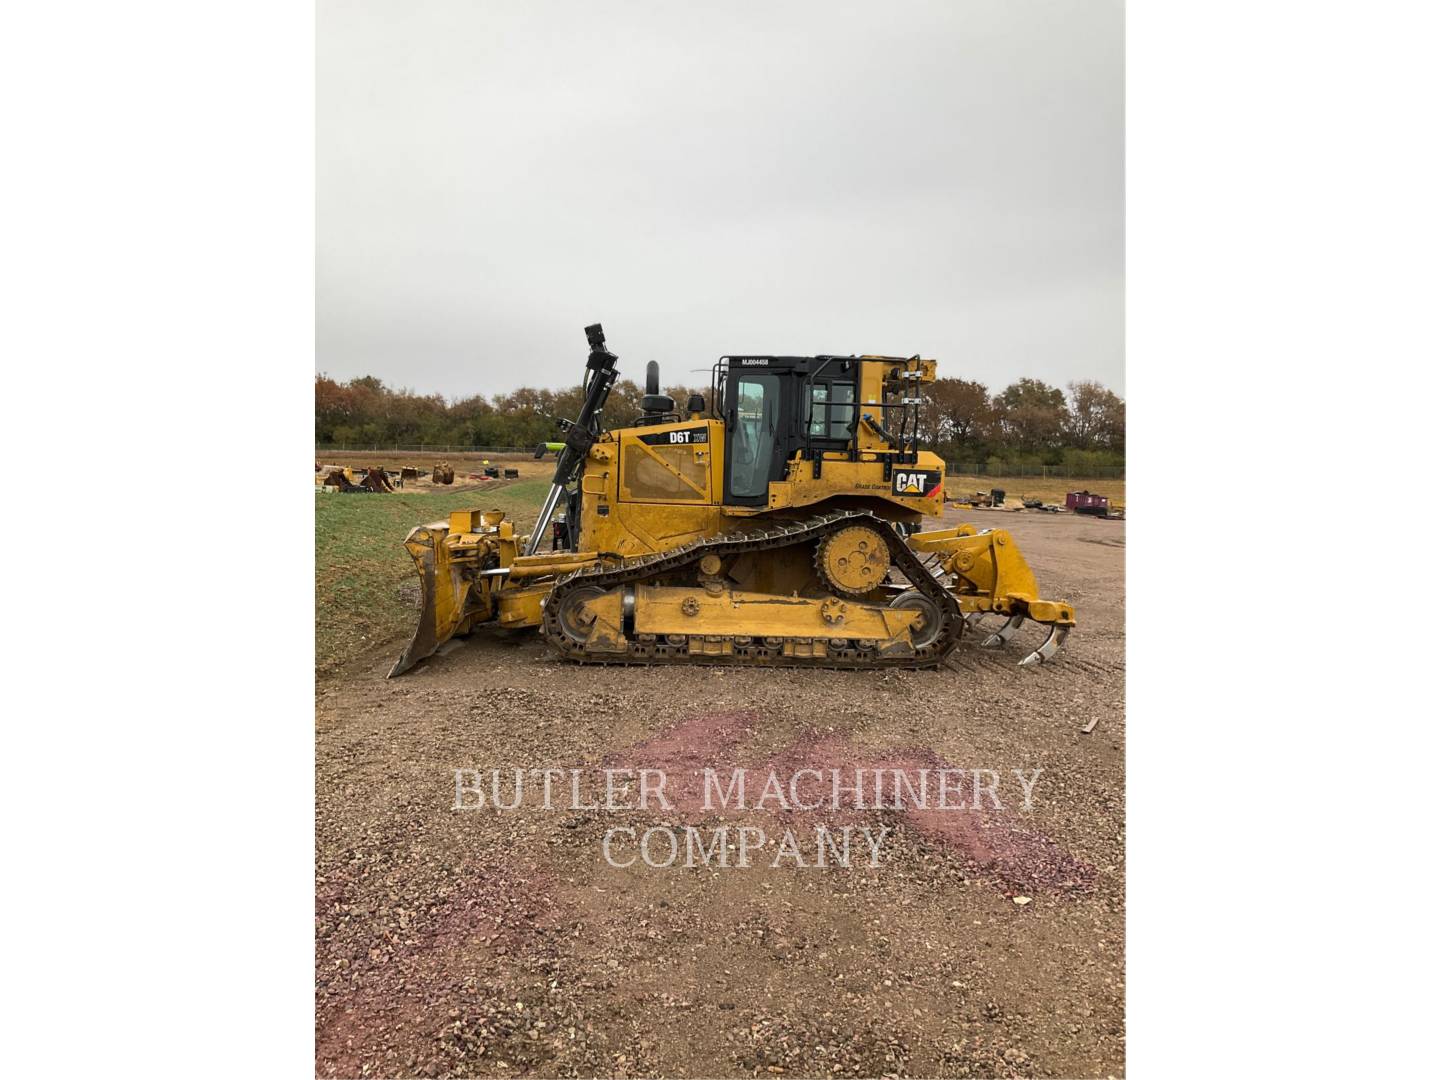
[389, 526, 444, 677]
[389, 509, 558, 676]
[388, 521, 484, 677]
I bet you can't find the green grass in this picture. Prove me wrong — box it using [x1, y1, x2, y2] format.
[314, 478, 552, 674]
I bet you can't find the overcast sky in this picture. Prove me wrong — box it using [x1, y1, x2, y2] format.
[318, 0, 1123, 399]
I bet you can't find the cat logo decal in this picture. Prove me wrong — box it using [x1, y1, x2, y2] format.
[892, 470, 943, 498]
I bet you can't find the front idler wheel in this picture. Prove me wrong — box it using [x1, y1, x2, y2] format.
[556, 586, 607, 645]
[888, 589, 943, 649]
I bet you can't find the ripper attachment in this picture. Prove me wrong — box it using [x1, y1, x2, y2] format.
[909, 525, 1076, 666]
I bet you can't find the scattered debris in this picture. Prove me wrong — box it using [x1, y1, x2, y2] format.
[358, 467, 395, 494]
[1080, 716, 1100, 735]
[317, 465, 396, 493]
[315, 458, 539, 492]
[317, 466, 368, 493]
[952, 488, 1022, 511]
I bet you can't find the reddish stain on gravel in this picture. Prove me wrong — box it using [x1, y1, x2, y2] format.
[424, 854, 562, 951]
[768, 735, 1095, 893]
[603, 709, 758, 807]
[316, 849, 563, 1076]
[611, 714, 1094, 895]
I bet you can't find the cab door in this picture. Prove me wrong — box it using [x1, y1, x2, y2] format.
[723, 371, 785, 506]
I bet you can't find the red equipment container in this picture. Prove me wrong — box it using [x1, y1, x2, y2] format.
[1065, 490, 1110, 516]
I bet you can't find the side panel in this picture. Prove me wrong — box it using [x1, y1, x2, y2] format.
[760, 451, 948, 519]
[577, 421, 726, 557]
[617, 421, 717, 504]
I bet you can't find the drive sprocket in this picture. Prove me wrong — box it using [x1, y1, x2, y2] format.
[815, 523, 892, 597]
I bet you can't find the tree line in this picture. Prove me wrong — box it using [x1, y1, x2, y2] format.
[315, 374, 704, 452]
[316, 372, 1124, 468]
[918, 376, 1124, 469]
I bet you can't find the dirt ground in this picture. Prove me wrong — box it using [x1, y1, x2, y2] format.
[315, 507, 1126, 1078]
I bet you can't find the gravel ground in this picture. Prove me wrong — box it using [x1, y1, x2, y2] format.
[316, 508, 1125, 1078]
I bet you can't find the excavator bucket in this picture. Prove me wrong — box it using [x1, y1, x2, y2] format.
[908, 525, 1076, 666]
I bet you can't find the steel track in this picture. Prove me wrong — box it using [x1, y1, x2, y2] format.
[541, 510, 963, 669]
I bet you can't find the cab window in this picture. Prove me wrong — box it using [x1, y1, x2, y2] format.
[808, 380, 856, 440]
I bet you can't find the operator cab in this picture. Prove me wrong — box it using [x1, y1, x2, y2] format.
[711, 355, 915, 506]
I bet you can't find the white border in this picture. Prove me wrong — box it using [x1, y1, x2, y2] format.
[4, 1, 1438, 1073]
[1130, 1, 1437, 1074]
[3, 1, 314, 1074]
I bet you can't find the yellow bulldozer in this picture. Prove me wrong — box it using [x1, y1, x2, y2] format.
[390, 324, 1074, 676]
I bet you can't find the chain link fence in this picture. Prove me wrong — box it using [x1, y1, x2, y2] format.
[944, 462, 1125, 479]
[316, 444, 535, 455]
